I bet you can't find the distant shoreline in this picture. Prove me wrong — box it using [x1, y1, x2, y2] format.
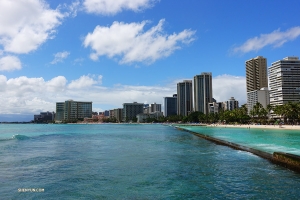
[177, 123, 300, 131]
[209, 124, 300, 130]
[2, 122, 300, 130]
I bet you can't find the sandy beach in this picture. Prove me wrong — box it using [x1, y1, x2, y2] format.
[207, 124, 300, 130]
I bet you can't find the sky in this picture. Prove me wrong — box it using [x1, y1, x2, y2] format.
[1, 0, 300, 121]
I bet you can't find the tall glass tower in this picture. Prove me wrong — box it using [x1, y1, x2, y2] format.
[177, 80, 193, 116]
[193, 72, 213, 114]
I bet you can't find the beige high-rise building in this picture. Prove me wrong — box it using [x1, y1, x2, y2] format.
[55, 100, 92, 121]
[245, 56, 268, 93]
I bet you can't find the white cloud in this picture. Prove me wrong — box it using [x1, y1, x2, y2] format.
[68, 75, 101, 89]
[212, 74, 246, 104]
[233, 27, 300, 53]
[84, 19, 196, 64]
[0, 55, 22, 71]
[73, 57, 84, 65]
[0, 74, 246, 115]
[83, 0, 156, 15]
[0, 0, 64, 54]
[64, 0, 80, 17]
[0, 74, 173, 114]
[51, 51, 70, 64]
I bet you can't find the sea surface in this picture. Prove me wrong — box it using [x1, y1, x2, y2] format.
[1, 124, 300, 199]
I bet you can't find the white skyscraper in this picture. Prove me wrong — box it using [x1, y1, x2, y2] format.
[269, 56, 300, 106]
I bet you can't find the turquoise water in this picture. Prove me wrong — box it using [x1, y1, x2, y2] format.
[179, 125, 300, 155]
[1, 124, 300, 199]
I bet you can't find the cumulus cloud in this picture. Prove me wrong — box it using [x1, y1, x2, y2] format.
[0, 0, 64, 54]
[212, 74, 246, 104]
[51, 51, 70, 64]
[0, 74, 174, 115]
[68, 75, 102, 89]
[0, 55, 22, 71]
[83, 0, 156, 15]
[84, 19, 196, 64]
[233, 27, 300, 53]
[0, 74, 246, 116]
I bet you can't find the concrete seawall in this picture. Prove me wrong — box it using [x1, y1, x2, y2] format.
[176, 126, 300, 173]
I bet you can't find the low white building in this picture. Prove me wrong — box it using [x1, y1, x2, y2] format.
[208, 102, 219, 114]
[247, 87, 270, 114]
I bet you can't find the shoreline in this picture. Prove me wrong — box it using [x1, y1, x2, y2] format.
[175, 126, 300, 173]
[206, 124, 300, 130]
[176, 123, 300, 130]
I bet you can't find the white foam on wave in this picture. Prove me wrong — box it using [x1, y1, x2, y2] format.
[254, 143, 300, 155]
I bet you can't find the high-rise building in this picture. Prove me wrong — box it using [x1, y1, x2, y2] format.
[104, 110, 109, 117]
[164, 94, 177, 117]
[177, 80, 193, 116]
[194, 72, 213, 114]
[143, 104, 150, 114]
[55, 102, 65, 121]
[150, 103, 161, 113]
[123, 102, 144, 122]
[269, 57, 300, 106]
[109, 109, 115, 118]
[34, 111, 55, 123]
[224, 97, 239, 111]
[114, 108, 123, 122]
[246, 56, 268, 92]
[55, 100, 92, 121]
[246, 56, 268, 113]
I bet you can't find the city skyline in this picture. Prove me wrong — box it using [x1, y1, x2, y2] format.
[1, 0, 300, 121]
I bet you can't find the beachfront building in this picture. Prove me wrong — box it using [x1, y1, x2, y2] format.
[123, 102, 144, 122]
[217, 102, 225, 112]
[34, 111, 55, 123]
[247, 88, 270, 113]
[143, 104, 150, 114]
[55, 102, 65, 121]
[269, 56, 300, 106]
[136, 111, 163, 123]
[104, 110, 109, 117]
[114, 108, 123, 122]
[150, 103, 161, 113]
[109, 109, 115, 118]
[164, 94, 177, 117]
[208, 102, 219, 114]
[55, 100, 92, 121]
[224, 97, 239, 111]
[246, 56, 268, 93]
[245, 56, 269, 114]
[177, 80, 193, 116]
[194, 72, 213, 114]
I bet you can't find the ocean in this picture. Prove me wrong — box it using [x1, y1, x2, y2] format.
[1, 124, 300, 199]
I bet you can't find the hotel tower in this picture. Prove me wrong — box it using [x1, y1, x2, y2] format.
[269, 57, 300, 106]
[177, 80, 193, 116]
[245, 56, 269, 113]
[193, 72, 213, 114]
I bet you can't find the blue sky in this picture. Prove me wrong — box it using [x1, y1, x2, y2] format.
[1, 0, 300, 121]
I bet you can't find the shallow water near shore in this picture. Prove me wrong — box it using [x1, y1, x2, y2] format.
[179, 125, 300, 156]
[1, 124, 300, 199]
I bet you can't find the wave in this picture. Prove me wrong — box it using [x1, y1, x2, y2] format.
[12, 134, 30, 140]
[0, 134, 31, 142]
